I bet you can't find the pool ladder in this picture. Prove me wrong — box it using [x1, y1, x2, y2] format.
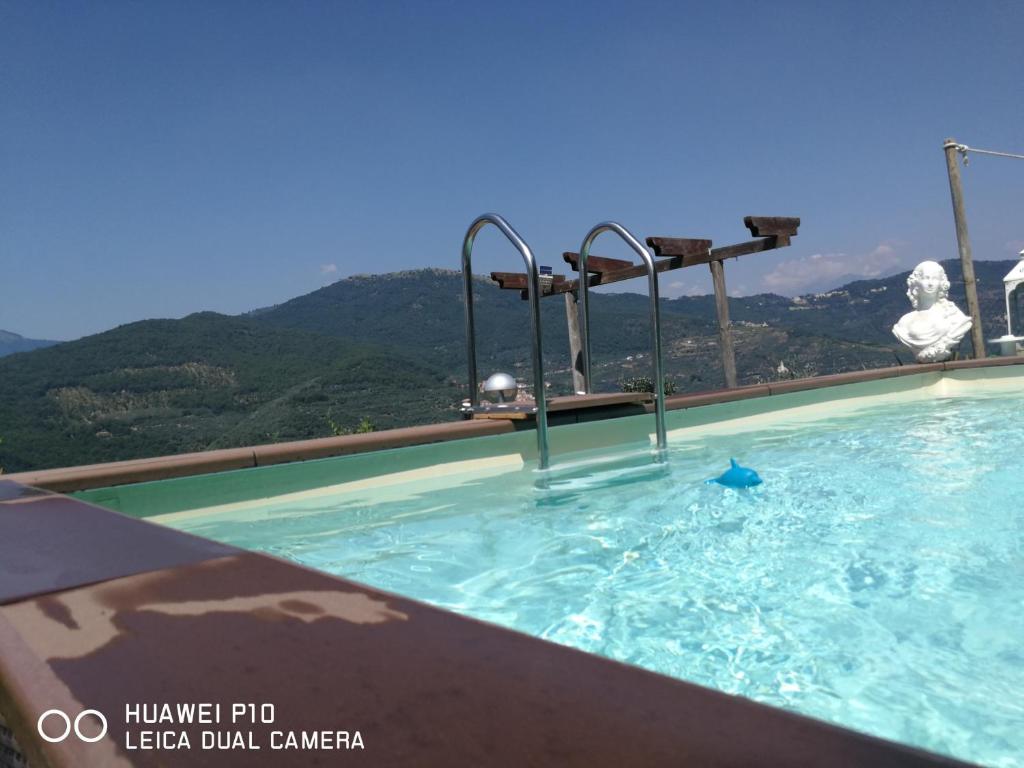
[577, 222, 668, 454]
[462, 213, 551, 468]
[461, 215, 668, 470]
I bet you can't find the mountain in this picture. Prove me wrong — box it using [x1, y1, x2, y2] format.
[250, 260, 1016, 388]
[0, 330, 60, 358]
[245, 268, 725, 387]
[0, 313, 456, 473]
[1, 259, 1014, 473]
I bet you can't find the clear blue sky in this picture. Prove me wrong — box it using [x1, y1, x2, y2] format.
[2, 0, 1022, 340]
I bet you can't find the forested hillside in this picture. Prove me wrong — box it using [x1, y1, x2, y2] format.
[0, 313, 456, 472]
[251, 260, 1014, 387]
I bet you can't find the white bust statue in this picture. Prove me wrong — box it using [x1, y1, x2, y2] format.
[892, 260, 972, 362]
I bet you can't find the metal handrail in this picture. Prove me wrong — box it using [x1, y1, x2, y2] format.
[461, 213, 550, 469]
[578, 222, 667, 453]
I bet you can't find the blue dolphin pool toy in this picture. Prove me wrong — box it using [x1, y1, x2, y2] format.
[707, 458, 763, 488]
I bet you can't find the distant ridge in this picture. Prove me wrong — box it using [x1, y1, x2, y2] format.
[249, 258, 1016, 375]
[244, 268, 489, 317]
[0, 329, 59, 358]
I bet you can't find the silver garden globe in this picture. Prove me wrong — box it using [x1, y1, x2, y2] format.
[482, 372, 518, 403]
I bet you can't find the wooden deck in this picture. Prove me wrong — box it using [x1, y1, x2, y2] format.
[471, 391, 653, 420]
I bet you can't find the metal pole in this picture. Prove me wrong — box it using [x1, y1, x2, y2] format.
[461, 249, 479, 408]
[461, 213, 550, 468]
[1006, 288, 1013, 338]
[564, 291, 587, 394]
[645, 243, 669, 453]
[578, 222, 667, 452]
[708, 259, 737, 387]
[943, 138, 986, 358]
[523, 246, 550, 470]
[577, 252, 594, 393]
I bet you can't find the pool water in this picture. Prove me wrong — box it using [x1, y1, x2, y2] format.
[168, 394, 1024, 767]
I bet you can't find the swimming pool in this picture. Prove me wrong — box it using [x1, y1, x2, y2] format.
[41, 370, 1015, 765]
[70, 366, 1024, 767]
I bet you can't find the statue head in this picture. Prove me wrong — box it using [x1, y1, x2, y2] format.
[906, 261, 950, 309]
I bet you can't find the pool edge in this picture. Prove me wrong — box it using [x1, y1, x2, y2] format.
[0, 485, 977, 768]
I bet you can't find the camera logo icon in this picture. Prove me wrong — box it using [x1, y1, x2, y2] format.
[36, 709, 107, 743]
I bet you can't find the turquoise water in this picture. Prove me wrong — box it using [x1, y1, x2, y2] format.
[169, 394, 1024, 767]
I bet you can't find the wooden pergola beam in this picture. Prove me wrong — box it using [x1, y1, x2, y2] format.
[488, 216, 801, 392]
[549, 248, 708, 296]
[562, 253, 634, 273]
[492, 218, 801, 297]
[646, 218, 800, 389]
[743, 216, 800, 237]
[648, 235, 790, 267]
[491, 272, 567, 291]
[745, 217, 798, 237]
[513, 235, 795, 298]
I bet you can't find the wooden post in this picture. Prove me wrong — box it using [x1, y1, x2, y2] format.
[564, 290, 587, 394]
[708, 260, 737, 388]
[943, 138, 986, 358]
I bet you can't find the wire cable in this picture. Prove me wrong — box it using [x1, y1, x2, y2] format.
[949, 143, 1024, 165]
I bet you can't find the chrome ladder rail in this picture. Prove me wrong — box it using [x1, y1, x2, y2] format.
[462, 213, 550, 469]
[577, 222, 667, 453]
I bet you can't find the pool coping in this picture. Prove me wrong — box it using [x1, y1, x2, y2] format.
[0, 483, 976, 767]
[7, 357, 1022, 494]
